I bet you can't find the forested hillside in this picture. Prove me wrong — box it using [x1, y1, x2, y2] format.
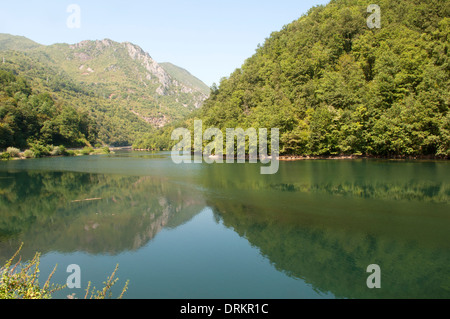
[0, 35, 210, 149]
[0, 69, 96, 150]
[137, 0, 449, 157]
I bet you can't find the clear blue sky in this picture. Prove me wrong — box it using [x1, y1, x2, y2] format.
[0, 0, 329, 87]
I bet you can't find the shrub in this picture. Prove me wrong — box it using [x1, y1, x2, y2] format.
[59, 145, 67, 155]
[30, 143, 50, 158]
[83, 264, 129, 299]
[6, 147, 21, 158]
[23, 150, 35, 158]
[1, 152, 11, 160]
[50, 145, 67, 156]
[1, 244, 129, 299]
[80, 146, 94, 156]
[0, 244, 64, 299]
[50, 147, 60, 156]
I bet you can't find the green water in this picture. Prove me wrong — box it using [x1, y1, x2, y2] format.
[0, 151, 449, 299]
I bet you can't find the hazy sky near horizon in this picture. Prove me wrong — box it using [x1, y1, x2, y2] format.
[0, 0, 329, 86]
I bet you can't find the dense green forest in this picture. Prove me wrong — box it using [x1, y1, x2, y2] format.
[0, 69, 97, 152]
[136, 0, 449, 157]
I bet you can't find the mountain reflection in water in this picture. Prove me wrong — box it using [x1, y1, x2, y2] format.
[0, 155, 448, 298]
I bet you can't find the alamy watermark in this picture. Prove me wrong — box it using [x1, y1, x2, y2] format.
[171, 120, 280, 175]
[66, 264, 81, 289]
[65, 4, 379, 31]
[367, 4, 381, 29]
[66, 4, 81, 29]
[366, 264, 381, 289]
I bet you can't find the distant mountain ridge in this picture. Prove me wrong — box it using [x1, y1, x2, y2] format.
[0, 33, 42, 51]
[160, 62, 211, 96]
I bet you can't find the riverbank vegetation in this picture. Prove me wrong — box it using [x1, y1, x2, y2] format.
[0, 144, 112, 160]
[0, 68, 111, 159]
[0, 70, 97, 149]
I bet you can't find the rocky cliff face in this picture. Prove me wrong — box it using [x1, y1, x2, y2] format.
[123, 41, 171, 93]
[122, 41, 208, 105]
[47, 38, 209, 126]
[69, 39, 206, 97]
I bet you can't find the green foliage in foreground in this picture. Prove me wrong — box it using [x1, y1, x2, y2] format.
[0, 244, 128, 299]
[138, 0, 449, 157]
[0, 244, 62, 299]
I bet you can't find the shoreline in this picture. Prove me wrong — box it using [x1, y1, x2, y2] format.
[6, 147, 447, 161]
[132, 149, 449, 161]
[278, 154, 449, 161]
[197, 151, 450, 161]
[1, 146, 116, 161]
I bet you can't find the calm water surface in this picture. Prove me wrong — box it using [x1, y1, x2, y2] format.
[0, 151, 448, 299]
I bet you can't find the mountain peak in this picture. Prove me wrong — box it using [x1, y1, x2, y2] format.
[122, 41, 147, 58]
[69, 38, 116, 50]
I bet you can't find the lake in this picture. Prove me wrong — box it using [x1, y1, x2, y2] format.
[0, 151, 449, 299]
